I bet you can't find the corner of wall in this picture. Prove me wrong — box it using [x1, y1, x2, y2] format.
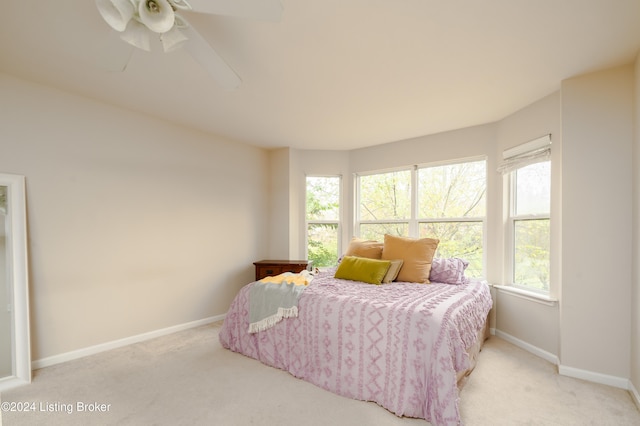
[631, 50, 640, 400]
[266, 148, 291, 259]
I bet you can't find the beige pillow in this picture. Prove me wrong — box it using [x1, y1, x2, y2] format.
[381, 234, 439, 283]
[381, 259, 404, 283]
[344, 237, 383, 259]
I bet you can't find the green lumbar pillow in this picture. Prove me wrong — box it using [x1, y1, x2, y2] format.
[334, 256, 392, 285]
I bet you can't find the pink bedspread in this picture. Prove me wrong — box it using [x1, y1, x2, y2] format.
[219, 269, 492, 425]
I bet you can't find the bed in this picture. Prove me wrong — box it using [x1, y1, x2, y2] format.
[219, 237, 493, 426]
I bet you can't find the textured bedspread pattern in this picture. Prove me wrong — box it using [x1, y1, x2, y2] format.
[220, 270, 492, 426]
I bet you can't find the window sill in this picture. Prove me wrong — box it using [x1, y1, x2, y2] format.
[492, 284, 558, 307]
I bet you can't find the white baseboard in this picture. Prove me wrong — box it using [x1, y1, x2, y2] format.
[558, 364, 630, 391]
[32, 315, 225, 370]
[0, 375, 30, 393]
[493, 329, 559, 366]
[494, 329, 634, 393]
[630, 381, 640, 411]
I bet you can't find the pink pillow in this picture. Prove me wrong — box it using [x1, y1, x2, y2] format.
[429, 258, 469, 285]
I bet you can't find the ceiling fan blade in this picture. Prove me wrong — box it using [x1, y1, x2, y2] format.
[186, 0, 283, 21]
[92, 29, 136, 72]
[181, 26, 242, 90]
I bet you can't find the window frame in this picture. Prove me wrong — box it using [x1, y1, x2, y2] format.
[355, 166, 413, 239]
[416, 159, 487, 278]
[506, 160, 551, 294]
[355, 157, 487, 277]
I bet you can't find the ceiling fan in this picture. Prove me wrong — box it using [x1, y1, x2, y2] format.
[95, 0, 282, 90]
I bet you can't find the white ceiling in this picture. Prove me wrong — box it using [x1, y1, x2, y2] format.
[1, 1, 639, 150]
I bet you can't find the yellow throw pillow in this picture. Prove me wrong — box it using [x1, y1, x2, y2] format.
[344, 237, 384, 259]
[334, 256, 391, 285]
[381, 234, 439, 283]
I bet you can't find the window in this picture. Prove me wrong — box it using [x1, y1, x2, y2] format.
[417, 161, 486, 277]
[509, 161, 551, 292]
[306, 176, 341, 267]
[356, 159, 486, 277]
[357, 169, 411, 240]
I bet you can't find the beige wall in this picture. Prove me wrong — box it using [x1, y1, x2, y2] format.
[0, 73, 269, 361]
[348, 124, 495, 175]
[560, 65, 634, 379]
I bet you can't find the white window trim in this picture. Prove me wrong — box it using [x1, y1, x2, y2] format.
[418, 217, 485, 223]
[505, 159, 551, 294]
[493, 284, 558, 306]
[410, 165, 418, 236]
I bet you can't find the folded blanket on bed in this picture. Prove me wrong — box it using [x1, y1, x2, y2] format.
[248, 271, 313, 333]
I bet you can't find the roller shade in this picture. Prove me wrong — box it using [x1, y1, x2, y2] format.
[497, 134, 551, 175]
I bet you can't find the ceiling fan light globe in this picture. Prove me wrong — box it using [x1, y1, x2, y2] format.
[138, 0, 176, 34]
[96, 0, 135, 32]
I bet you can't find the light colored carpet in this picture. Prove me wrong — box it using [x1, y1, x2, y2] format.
[0, 322, 638, 425]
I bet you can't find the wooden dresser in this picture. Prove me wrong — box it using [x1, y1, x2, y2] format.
[253, 259, 312, 281]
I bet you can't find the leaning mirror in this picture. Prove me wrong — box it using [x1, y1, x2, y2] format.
[0, 173, 31, 391]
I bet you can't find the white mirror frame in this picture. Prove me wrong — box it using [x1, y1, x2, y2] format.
[0, 173, 31, 391]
